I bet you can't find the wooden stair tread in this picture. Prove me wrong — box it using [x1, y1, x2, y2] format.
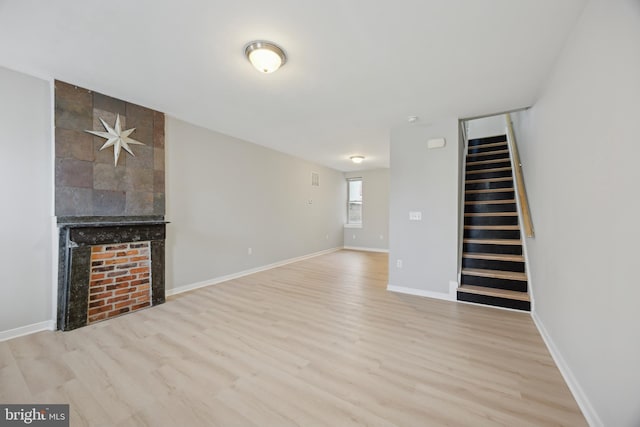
[468, 141, 507, 150]
[462, 268, 527, 281]
[463, 238, 522, 245]
[466, 158, 511, 166]
[466, 176, 513, 184]
[465, 199, 516, 205]
[464, 225, 519, 230]
[465, 212, 518, 217]
[465, 188, 514, 194]
[466, 167, 512, 175]
[463, 252, 524, 262]
[461, 136, 529, 311]
[457, 285, 530, 302]
[466, 149, 509, 158]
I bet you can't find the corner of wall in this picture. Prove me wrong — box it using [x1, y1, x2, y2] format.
[388, 119, 459, 294]
[531, 311, 604, 427]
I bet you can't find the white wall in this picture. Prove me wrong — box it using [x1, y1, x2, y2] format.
[343, 168, 389, 251]
[165, 117, 345, 292]
[0, 67, 53, 335]
[388, 119, 459, 295]
[466, 114, 507, 139]
[512, 1, 640, 425]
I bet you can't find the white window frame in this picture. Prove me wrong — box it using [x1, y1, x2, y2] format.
[345, 177, 363, 228]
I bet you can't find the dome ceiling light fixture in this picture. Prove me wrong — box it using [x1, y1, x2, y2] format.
[244, 40, 287, 73]
[350, 155, 365, 164]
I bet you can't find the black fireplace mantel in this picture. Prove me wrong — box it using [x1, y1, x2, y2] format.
[57, 216, 168, 331]
[57, 215, 167, 227]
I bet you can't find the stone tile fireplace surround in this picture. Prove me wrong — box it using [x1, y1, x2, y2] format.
[55, 81, 167, 330]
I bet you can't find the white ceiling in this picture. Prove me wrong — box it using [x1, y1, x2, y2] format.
[0, 0, 586, 171]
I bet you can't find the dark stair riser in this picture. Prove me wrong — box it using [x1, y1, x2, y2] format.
[462, 257, 525, 273]
[466, 160, 512, 172]
[460, 133, 530, 311]
[465, 203, 517, 214]
[462, 274, 527, 292]
[464, 229, 521, 240]
[464, 215, 519, 226]
[465, 180, 514, 191]
[467, 152, 510, 162]
[464, 242, 523, 255]
[468, 135, 507, 146]
[466, 170, 513, 180]
[468, 143, 508, 155]
[457, 291, 530, 311]
[465, 191, 515, 202]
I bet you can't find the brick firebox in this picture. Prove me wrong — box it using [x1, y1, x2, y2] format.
[57, 217, 167, 331]
[88, 242, 152, 323]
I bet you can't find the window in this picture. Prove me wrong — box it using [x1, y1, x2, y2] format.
[347, 178, 362, 226]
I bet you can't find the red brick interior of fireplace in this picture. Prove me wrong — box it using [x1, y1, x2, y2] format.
[88, 242, 151, 323]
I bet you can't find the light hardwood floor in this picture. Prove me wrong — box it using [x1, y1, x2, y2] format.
[0, 250, 586, 426]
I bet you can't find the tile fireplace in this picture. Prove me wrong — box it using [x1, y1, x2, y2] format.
[54, 81, 168, 331]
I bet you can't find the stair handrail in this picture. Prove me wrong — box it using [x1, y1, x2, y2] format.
[505, 113, 534, 237]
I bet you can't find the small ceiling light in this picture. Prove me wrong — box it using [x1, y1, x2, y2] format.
[408, 115, 419, 123]
[350, 156, 365, 164]
[244, 41, 287, 73]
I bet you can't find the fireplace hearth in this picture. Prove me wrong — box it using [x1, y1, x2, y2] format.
[57, 216, 167, 331]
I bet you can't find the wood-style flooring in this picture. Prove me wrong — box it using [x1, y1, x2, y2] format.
[0, 250, 586, 426]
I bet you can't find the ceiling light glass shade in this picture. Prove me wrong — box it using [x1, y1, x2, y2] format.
[245, 41, 287, 73]
[350, 156, 365, 164]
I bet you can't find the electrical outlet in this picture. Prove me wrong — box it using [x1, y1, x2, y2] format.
[409, 211, 422, 221]
[352, 234, 356, 240]
[396, 259, 403, 268]
[325, 234, 329, 240]
[379, 234, 384, 240]
[247, 247, 252, 255]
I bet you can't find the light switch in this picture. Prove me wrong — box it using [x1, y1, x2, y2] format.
[409, 211, 422, 221]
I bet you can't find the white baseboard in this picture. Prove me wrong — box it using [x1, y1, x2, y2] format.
[0, 320, 56, 342]
[387, 284, 455, 301]
[532, 311, 603, 427]
[166, 247, 342, 297]
[343, 246, 389, 253]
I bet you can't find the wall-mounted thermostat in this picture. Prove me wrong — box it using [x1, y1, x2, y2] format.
[427, 137, 446, 149]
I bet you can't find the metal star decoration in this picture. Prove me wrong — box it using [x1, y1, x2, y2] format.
[86, 114, 145, 166]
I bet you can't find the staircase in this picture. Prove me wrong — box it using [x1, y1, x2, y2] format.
[457, 135, 531, 311]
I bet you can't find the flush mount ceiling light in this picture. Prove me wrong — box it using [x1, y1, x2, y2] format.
[350, 156, 365, 164]
[244, 41, 287, 73]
